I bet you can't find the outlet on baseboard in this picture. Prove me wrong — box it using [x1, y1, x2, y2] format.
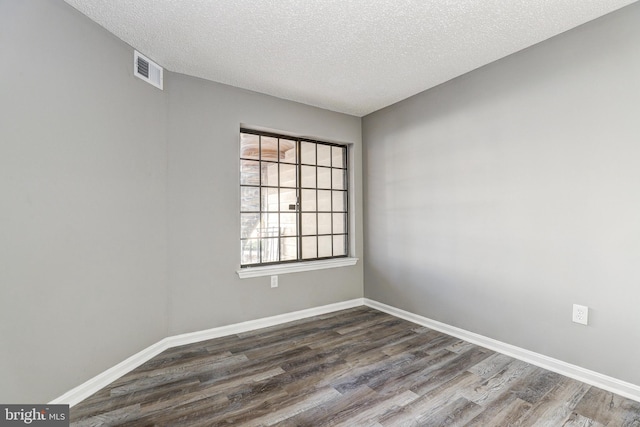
[572, 304, 589, 325]
[270, 275, 278, 288]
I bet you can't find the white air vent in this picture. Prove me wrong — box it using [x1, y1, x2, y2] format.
[134, 51, 163, 90]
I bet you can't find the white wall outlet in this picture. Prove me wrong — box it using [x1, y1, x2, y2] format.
[572, 304, 589, 325]
[270, 275, 278, 288]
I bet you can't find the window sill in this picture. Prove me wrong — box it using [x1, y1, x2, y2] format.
[236, 257, 359, 279]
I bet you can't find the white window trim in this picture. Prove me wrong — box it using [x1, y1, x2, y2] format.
[236, 257, 358, 279]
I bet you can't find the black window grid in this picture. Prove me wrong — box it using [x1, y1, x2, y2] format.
[240, 129, 348, 267]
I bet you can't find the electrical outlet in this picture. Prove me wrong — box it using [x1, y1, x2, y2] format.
[270, 275, 278, 288]
[572, 304, 589, 325]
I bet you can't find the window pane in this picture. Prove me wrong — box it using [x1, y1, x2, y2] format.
[301, 165, 315, 188]
[240, 131, 348, 267]
[301, 189, 316, 211]
[280, 213, 297, 236]
[280, 237, 297, 261]
[261, 213, 279, 237]
[333, 235, 346, 256]
[301, 142, 316, 165]
[318, 213, 331, 235]
[332, 146, 345, 168]
[301, 213, 317, 235]
[280, 139, 297, 163]
[261, 238, 279, 263]
[262, 188, 279, 211]
[317, 167, 331, 189]
[302, 236, 317, 259]
[279, 188, 296, 212]
[317, 144, 331, 167]
[280, 163, 297, 187]
[241, 239, 260, 264]
[240, 160, 260, 185]
[261, 162, 279, 187]
[240, 187, 260, 212]
[332, 168, 345, 190]
[318, 235, 332, 258]
[333, 213, 346, 234]
[240, 133, 260, 160]
[241, 213, 261, 239]
[261, 136, 279, 162]
[332, 191, 345, 212]
[317, 190, 331, 211]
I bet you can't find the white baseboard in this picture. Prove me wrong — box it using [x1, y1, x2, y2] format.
[49, 339, 171, 407]
[364, 298, 640, 403]
[52, 297, 640, 407]
[165, 298, 364, 348]
[50, 298, 364, 407]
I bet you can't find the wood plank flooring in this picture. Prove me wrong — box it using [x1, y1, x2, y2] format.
[70, 307, 640, 426]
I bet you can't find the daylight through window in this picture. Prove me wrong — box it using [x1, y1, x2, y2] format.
[240, 129, 348, 267]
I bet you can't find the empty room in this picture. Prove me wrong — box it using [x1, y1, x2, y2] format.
[2, 0, 640, 425]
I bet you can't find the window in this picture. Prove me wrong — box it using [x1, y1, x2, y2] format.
[240, 129, 349, 267]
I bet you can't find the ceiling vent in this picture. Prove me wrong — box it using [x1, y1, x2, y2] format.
[134, 50, 163, 90]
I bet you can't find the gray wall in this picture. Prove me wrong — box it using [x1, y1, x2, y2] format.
[0, 0, 169, 403]
[363, 3, 640, 384]
[166, 74, 363, 335]
[0, 0, 363, 403]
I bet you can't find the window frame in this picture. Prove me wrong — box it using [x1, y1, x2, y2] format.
[238, 128, 352, 271]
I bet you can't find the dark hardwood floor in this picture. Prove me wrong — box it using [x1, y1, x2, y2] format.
[70, 307, 640, 426]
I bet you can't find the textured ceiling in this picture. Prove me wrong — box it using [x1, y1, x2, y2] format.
[64, 0, 636, 116]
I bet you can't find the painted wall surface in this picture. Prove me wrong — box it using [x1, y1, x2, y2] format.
[0, 0, 168, 403]
[363, 4, 640, 384]
[0, 0, 363, 403]
[166, 74, 363, 335]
